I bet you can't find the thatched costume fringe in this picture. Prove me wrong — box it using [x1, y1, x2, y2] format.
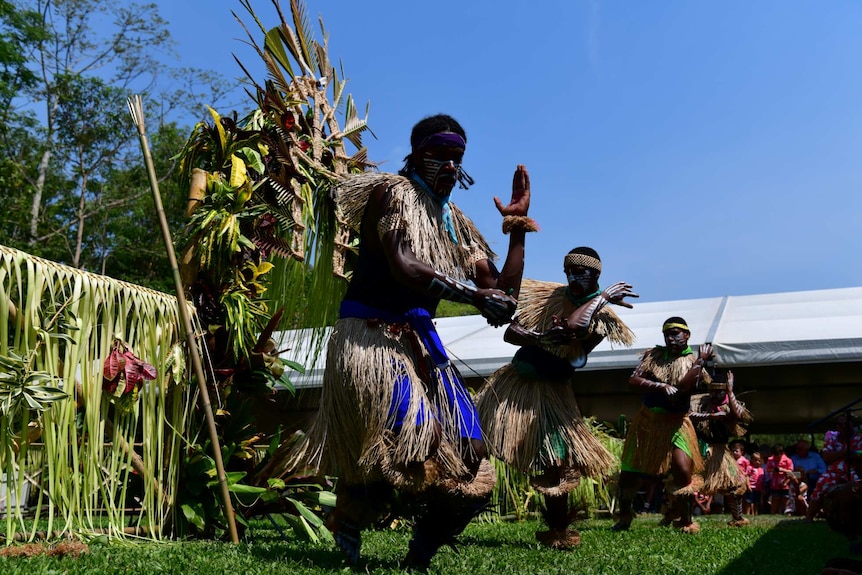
[689, 393, 751, 496]
[439, 458, 497, 498]
[637, 347, 708, 391]
[514, 280, 636, 348]
[476, 280, 633, 479]
[702, 446, 748, 496]
[668, 474, 704, 497]
[620, 349, 705, 475]
[620, 405, 703, 475]
[530, 468, 583, 497]
[289, 318, 476, 487]
[335, 173, 496, 277]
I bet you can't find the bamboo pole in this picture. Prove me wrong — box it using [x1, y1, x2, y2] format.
[126, 95, 239, 543]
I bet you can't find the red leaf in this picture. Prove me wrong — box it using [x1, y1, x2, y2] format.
[123, 352, 142, 391]
[141, 362, 157, 381]
[103, 349, 122, 380]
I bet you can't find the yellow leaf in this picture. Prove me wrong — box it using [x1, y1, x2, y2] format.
[229, 155, 247, 188]
[254, 262, 274, 277]
[206, 106, 226, 153]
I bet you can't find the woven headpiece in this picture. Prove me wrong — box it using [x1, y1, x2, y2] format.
[564, 252, 601, 273]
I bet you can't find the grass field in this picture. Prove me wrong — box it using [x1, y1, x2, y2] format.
[0, 514, 855, 574]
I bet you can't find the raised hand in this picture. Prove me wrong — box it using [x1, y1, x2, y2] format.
[601, 281, 639, 309]
[698, 343, 714, 362]
[494, 164, 530, 217]
[727, 370, 734, 391]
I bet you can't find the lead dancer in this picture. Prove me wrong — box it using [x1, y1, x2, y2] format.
[292, 114, 534, 570]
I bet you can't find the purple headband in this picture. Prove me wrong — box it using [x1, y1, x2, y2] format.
[416, 131, 466, 152]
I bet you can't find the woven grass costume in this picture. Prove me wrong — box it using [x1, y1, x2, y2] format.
[476, 249, 636, 549]
[686, 379, 752, 525]
[288, 115, 533, 569]
[614, 317, 709, 533]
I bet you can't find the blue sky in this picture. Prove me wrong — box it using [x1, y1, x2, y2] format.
[155, 0, 862, 302]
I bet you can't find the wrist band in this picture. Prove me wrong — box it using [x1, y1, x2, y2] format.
[502, 215, 540, 234]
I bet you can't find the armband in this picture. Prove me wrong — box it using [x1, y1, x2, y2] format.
[427, 273, 477, 305]
[377, 210, 403, 240]
[502, 215, 540, 234]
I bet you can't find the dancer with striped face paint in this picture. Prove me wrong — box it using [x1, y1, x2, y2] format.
[476, 247, 637, 549]
[288, 114, 536, 570]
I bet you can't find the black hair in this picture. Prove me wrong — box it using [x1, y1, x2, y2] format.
[567, 246, 600, 260]
[409, 114, 467, 152]
[663, 316, 688, 328]
[400, 114, 473, 188]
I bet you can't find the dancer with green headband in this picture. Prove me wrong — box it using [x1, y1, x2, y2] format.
[290, 114, 536, 570]
[476, 247, 637, 549]
[612, 317, 711, 533]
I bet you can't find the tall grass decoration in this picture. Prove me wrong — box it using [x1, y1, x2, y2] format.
[0, 244, 195, 542]
[487, 418, 623, 521]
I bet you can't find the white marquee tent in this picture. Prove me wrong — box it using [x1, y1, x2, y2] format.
[280, 286, 862, 386]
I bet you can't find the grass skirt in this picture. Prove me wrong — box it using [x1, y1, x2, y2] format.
[702, 445, 748, 495]
[475, 364, 615, 481]
[620, 405, 703, 476]
[281, 318, 476, 490]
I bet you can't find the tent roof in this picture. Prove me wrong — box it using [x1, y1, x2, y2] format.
[276, 286, 862, 389]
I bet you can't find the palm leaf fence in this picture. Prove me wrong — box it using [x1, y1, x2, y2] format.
[0, 244, 196, 542]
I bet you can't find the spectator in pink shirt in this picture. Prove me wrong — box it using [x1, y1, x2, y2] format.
[732, 441, 751, 475]
[745, 451, 765, 515]
[766, 444, 794, 514]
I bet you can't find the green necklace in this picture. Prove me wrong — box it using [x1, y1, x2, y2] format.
[565, 286, 601, 308]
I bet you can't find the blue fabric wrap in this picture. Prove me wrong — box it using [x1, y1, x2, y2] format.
[340, 301, 449, 367]
[339, 300, 481, 440]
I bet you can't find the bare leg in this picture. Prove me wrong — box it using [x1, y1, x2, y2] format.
[612, 470, 641, 531]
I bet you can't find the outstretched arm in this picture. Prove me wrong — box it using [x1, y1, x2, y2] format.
[563, 281, 638, 336]
[474, 165, 532, 299]
[725, 371, 748, 421]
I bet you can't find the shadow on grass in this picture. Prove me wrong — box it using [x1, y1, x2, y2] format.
[715, 517, 857, 575]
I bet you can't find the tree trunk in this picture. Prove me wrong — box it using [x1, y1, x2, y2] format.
[28, 148, 51, 246]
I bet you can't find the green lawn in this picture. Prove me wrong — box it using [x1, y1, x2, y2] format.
[0, 515, 855, 574]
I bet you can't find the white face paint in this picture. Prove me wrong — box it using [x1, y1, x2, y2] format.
[663, 328, 690, 352]
[566, 268, 595, 295]
[420, 158, 458, 195]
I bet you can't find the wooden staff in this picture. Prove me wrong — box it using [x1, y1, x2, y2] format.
[126, 95, 239, 544]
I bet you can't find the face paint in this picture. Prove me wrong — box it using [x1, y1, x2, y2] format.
[420, 157, 459, 195]
[565, 266, 596, 296]
[416, 140, 465, 196]
[663, 327, 690, 352]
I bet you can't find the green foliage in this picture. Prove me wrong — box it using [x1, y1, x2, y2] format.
[0, 0, 234, 281]
[436, 300, 478, 318]
[0, 350, 68, 426]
